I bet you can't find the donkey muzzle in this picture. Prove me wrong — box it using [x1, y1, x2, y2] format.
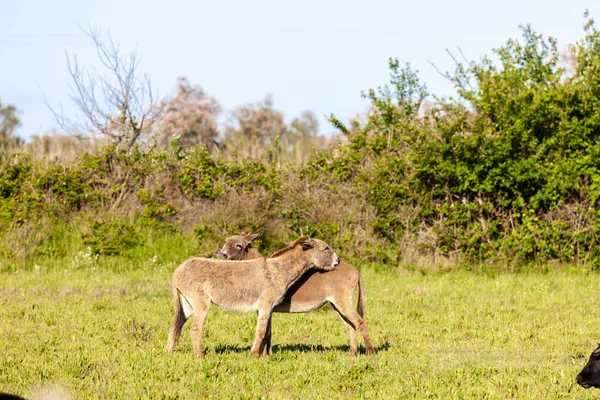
[329, 255, 340, 270]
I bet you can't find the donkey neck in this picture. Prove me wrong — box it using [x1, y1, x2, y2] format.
[243, 247, 262, 260]
[266, 251, 314, 291]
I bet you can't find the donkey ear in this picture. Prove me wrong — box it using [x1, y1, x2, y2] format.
[245, 233, 261, 242]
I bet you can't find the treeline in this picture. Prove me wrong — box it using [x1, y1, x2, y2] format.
[3, 18, 600, 272]
[0, 81, 328, 165]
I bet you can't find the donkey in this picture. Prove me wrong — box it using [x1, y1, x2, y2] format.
[577, 344, 600, 389]
[165, 236, 340, 358]
[217, 234, 374, 356]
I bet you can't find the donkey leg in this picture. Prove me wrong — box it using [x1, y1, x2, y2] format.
[330, 301, 358, 356]
[165, 302, 187, 354]
[260, 317, 270, 357]
[190, 298, 210, 358]
[265, 316, 273, 356]
[331, 299, 375, 356]
[250, 307, 272, 358]
[254, 310, 272, 357]
[344, 322, 359, 356]
[165, 313, 186, 354]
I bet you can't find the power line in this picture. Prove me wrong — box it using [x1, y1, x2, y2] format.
[0, 26, 395, 42]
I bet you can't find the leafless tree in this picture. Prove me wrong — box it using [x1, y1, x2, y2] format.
[48, 26, 166, 152]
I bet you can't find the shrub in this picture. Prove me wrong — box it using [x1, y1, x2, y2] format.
[85, 220, 141, 256]
[303, 17, 600, 268]
[4, 16, 600, 271]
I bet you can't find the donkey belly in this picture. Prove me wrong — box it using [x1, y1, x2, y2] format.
[273, 298, 327, 313]
[214, 300, 258, 312]
[209, 289, 260, 312]
[274, 271, 330, 313]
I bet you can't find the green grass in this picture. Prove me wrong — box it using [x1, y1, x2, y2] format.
[2, 266, 600, 399]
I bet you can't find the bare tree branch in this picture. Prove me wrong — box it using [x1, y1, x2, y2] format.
[427, 59, 452, 82]
[457, 46, 471, 65]
[46, 25, 167, 152]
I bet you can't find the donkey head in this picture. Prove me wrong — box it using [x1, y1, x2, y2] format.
[577, 344, 600, 389]
[216, 233, 261, 260]
[295, 237, 340, 271]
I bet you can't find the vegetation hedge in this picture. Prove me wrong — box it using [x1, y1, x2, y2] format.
[4, 19, 600, 271]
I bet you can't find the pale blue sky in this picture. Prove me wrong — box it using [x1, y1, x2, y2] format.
[1, 0, 598, 140]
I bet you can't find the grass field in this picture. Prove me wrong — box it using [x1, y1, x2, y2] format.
[2, 265, 600, 399]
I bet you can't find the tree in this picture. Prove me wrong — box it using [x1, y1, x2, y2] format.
[282, 110, 322, 163]
[150, 77, 221, 151]
[223, 95, 286, 157]
[289, 110, 319, 138]
[0, 100, 22, 152]
[49, 26, 165, 152]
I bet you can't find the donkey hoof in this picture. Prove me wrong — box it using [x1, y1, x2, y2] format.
[366, 347, 374, 356]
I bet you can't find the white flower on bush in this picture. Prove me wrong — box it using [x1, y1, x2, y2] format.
[144, 255, 173, 269]
[72, 247, 99, 270]
[144, 255, 163, 268]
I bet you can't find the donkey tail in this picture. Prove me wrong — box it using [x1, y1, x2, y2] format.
[165, 284, 187, 353]
[357, 275, 365, 318]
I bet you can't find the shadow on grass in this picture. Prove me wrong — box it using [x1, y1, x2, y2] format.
[213, 344, 251, 354]
[213, 340, 390, 355]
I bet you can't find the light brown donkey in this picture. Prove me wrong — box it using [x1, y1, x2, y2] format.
[165, 236, 340, 358]
[217, 234, 374, 356]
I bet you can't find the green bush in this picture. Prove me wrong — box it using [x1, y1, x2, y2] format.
[303, 16, 600, 268]
[85, 220, 141, 256]
[4, 16, 600, 271]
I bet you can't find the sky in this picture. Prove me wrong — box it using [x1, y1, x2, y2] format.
[1, 0, 598, 140]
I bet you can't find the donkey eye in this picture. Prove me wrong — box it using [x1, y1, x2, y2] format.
[236, 244, 243, 249]
[324, 246, 329, 251]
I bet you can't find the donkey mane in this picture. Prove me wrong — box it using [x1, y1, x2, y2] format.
[270, 236, 308, 258]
